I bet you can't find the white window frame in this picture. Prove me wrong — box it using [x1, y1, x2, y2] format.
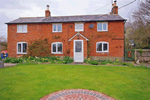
[51, 42, 63, 54]
[17, 42, 28, 54]
[52, 23, 62, 32]
[75, 23, 84, 32]
[97, 22, 108, 32]
[17, 25, 27, 33]
[96, 42, 109, 53]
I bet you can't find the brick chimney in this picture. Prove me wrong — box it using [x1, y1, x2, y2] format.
[111, 0, 118, 14]
[45, 5, 51, 17]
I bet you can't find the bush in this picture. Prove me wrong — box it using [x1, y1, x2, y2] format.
[27, 38, 51, 57]
[3, 57, 23, 63]
[121, 62, 130, 66]
[63, 56, 73, 64]
[84, 59, 90, 64]
[3, 57, 11, 63]
[100, 62, 107, 65]
[90, 60, 98, 65]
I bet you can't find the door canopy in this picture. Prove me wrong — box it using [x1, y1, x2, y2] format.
[68, 32, 89, 41]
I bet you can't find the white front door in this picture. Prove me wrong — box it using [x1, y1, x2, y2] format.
[74, 40, 84, 62]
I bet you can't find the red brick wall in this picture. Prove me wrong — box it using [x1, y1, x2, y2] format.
[7, 21, 124, 59]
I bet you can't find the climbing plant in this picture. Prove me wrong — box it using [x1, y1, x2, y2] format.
[25, 38, 51, 57]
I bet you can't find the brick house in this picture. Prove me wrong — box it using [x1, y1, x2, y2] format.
[6, 1, 125, 62]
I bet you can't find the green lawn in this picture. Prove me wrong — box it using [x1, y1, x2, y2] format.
[0, 64, 150, 100]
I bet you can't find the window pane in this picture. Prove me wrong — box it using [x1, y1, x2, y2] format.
[23, 43, 27, 53]
[75, 41, 82, 52]
[58, 43, 62, 52]
[23, 25, 27, 32]
[103, 43, 108, 51]
[17, 25, 22, 32]
[53, 44, 56, 52]
[97, 43, 102, 51]
[103, 23, 107, 30]
[98, 23, 102, 31]
[57, 24, 62, 32]
[18, 44, 21, 52]
[53, 25, 56, 31]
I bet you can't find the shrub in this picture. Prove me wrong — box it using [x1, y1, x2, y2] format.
[100, 62, 107, 65]
[84, 59, 90, 64]
[3, 57, 12, 63]
[90, 60, 98, 65]
[121, 62, 130, 66]
[63, 56, 73, 64]
[27, 38, 51, 57]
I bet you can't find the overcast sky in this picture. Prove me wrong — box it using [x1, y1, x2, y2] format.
[0, 0, 140, 38]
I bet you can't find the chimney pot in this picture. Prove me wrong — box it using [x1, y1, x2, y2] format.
[111, 0, 118, 14]
[45, 5, 51, 17]
[47, 5, 49, 10]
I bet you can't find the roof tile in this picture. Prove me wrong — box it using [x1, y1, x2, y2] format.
[6, 14, 125, 24]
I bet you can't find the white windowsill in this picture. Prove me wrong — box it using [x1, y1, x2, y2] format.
[96, 51, 109, 53]
[51, 52, 63, 54]
[17, 32, 27, 33]
[17, 52, 27, 54]
[97, 30, 108, 32]
[52, 31, 62, 33]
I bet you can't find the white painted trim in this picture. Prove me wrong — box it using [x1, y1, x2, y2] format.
[97, 22, 108, 32]
[96, 42, 109, 53]
[68, 32, 89, 41]
[17, 25, 28, 33]
[17, 42, 28, 54]
[51, 42, 63, 54]
[74, 40, 84, 62]
[52, 23, 62, 32]
[75, 23, 84, 32]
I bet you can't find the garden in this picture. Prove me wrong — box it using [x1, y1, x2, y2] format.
[0, 64, 150, 100]
[0, 56, 141, 67]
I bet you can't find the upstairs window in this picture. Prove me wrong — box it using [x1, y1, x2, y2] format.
[53, 24, 62, 32]
[75, 23, 84, 32]
[51, 42, 63, 54]
[97, 22, 108, 31]
[17, 25, 27, 33]
[17, 42, 27, 54]
[96, 42, 109, 52]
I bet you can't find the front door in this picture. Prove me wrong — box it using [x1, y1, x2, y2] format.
[74, 40, 84, 62]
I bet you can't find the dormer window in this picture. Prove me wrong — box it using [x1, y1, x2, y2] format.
[17, 25, 27, 33]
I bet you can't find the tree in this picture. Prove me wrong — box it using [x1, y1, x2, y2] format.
[126, 0, 150, 49]
[0, 36, 7, 46]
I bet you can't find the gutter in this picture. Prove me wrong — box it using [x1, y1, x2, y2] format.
[5, 20, 126, 25]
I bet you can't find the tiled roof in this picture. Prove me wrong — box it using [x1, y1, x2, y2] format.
[6, 14, 125, 24]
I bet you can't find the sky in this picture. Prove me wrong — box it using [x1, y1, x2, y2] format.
[0, 0, 141, 39]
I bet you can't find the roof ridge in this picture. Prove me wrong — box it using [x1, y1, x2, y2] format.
[19, 17, 44, 19]
[52, 14, 109, 18]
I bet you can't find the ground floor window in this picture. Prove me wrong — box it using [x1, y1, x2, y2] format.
[51, 42, 63, 54]
[96, 42, 109, 52]
[17, 42, 27, 54]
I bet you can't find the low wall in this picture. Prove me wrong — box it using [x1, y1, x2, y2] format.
[90, 56, 123, 61]
[135, 49, 150, 62]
